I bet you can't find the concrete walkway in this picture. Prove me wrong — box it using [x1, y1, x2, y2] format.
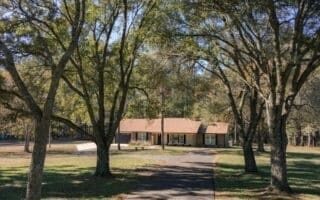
[124, 149, 216, 200]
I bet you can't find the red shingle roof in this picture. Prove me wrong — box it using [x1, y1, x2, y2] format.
[120, 118, 202, 134]
[205, 122, 229, 134]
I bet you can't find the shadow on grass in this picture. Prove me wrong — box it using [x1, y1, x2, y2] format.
[216, 148, 320, 199]
[287, 151, 320, 160]
[0, 154, 214, 199]
[0, 149, 75, 157]
[286, 152, 320, 197]
[0, 165, 139, 199]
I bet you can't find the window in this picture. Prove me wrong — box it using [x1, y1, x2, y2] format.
[137, 133, 147, 141]
[205, 134, 216, 145]
[169, 134, 185, 145]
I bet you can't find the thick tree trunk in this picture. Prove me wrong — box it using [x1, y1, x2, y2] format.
[95, 143, 112, 177]
[94, 125, 112, 177]
[26, 119, 50, 200]
[267, 104, 292, 193]
[26, 71, 72, 199]
[243, 143, 258, 172]
[270, 135, 291, 192]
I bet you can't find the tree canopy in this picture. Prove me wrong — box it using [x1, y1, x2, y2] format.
[0, 0, 320, 198]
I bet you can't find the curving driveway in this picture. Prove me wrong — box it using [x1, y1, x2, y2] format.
[124, 149, 216, 200]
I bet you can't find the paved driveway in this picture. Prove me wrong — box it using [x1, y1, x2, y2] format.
[124, 149, 216, 200]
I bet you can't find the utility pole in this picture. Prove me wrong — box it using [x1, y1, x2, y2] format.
[160, 86, 165, 150]
[117, 125, 121, 150]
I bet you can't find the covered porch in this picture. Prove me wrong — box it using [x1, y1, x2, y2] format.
[127, 132, 198, 146]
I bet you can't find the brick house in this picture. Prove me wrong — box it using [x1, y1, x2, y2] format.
[116, 118, 229, 147]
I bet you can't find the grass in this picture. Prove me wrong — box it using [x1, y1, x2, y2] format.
[5, 141, 317, 199]
[111, 145, 195, 156]
[0, 142, 160, 200]
[215, 146, 320, 200]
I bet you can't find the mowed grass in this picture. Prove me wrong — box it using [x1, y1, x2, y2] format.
[111, 145, 195, 156]
[215, 146, 320, 200]
[0, 142, 159, 200]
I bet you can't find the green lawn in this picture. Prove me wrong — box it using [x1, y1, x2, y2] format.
[111, 145, 195, 156]
[215, 146, 320, 200]
[0, 143, 158, 199]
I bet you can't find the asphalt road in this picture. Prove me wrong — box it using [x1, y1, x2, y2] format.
[124, 149, 216, 200]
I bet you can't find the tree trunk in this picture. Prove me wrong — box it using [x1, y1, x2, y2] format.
[243, 143, 258, 172]
[94, 125, 112, 177]
[270, 135, 291, 192]
[295, 120, 302, 146]
[315, 131, 319, 147]
[24, 125, 31, 153]
[117, 127, 121, 150]
[233, 121, 238, 145]
[257, 131, 265, 152]
[312, 134, 315, 147]
[267, 104, 292, 193]
[48, 125, 52, 148]
[292, 133, 296, 146]
[26, 119, 50, 200]
[95, 143, 112, 177]
[300, 134, 304, 146]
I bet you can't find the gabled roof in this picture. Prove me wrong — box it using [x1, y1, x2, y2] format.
[205, 122, 229, 134]
[120, 118, 202, 134]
